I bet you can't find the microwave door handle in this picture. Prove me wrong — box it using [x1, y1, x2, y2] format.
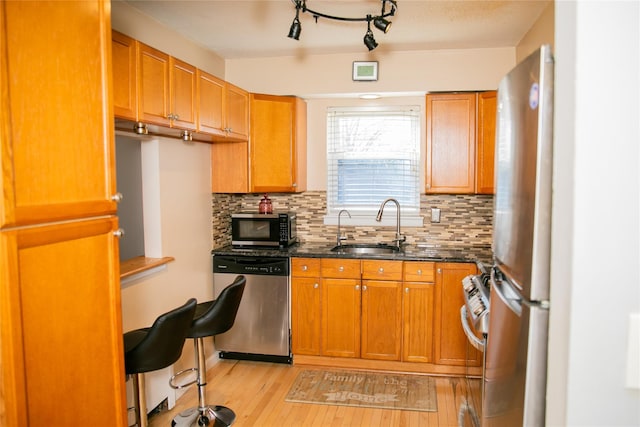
[460, 306, 485, 351]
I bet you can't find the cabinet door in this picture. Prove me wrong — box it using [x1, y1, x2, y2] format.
[225, 82, 249, 140]
[361, 280, 402, 360]
[250, 94, 306, 193]
[403, 261, 436, 363]
[291, 276, 322, 355]
[138, 43, 171, 127]
[402, 282, 435, 363]
[476, 91, 497, 194]
[169, 57, 197, 130]
[0, 217, 127, 426]
[111, 30, 137, 120]
[321, 278, 361, 358]
[434, 262, 481, 366]
[426, 93, 476, 194]
[1, 0, 117, 228]
[197, 70, 226, 137]
[211, 141, 249, 193]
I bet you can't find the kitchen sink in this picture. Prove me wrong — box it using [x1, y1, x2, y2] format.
[330, 243, 401, 255]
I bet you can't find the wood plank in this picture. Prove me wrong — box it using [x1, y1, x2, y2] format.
[148, 359, 470, 427]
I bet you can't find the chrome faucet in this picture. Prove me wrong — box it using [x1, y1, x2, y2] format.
[337, 209, 351, 246]
[376, 198, 406, 249]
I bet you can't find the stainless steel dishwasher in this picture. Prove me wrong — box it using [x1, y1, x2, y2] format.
[212, 255, 291, 364]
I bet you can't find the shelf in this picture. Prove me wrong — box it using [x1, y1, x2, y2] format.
[120, 256, 175, 279]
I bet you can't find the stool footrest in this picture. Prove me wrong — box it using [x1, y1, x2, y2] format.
[171, 405, 236, 427]
[169, 367, 198, 389]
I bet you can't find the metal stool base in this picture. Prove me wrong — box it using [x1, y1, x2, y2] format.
[171, 405, 236, 427]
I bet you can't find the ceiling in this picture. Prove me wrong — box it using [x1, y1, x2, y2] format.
[122, 0, 551, 60]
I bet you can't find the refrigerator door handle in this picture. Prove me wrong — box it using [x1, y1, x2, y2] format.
[460, 306, 485, 351]
[490, 270, 522, 316]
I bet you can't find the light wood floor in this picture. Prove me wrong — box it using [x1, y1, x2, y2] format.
[148, 359, 474, 427]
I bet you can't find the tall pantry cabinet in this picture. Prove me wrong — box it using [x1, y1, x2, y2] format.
[0, 2, 128, 426]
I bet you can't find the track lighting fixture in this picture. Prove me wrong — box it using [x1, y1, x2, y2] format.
[373, 16, 392, 33]
[287, 0, 397, 51]
[287, 2, 302, 40]
[363, 17, 378, 51]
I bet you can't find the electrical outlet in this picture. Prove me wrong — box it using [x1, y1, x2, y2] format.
[431, 208, 441, 223]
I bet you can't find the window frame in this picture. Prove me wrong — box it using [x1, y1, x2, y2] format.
[323, 105, 424, 227]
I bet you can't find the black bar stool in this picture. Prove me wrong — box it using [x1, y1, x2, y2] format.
[171, 275, 246, 427]
[124, 298, 197, 427]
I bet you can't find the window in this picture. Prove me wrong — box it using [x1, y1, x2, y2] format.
[325, 106, 421, 225]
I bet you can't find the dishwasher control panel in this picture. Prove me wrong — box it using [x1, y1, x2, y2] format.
[213, 255, 289, 276]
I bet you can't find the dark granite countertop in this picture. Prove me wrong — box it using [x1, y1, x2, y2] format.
[212, 241, 492, 265]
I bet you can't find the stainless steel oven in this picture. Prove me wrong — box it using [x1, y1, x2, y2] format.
[458, 262, 491, 427]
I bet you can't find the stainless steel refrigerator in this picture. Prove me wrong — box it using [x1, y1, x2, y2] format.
[483, 45, 554, 427]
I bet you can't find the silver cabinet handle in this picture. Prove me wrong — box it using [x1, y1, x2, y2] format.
[437, 268, 442, 274]
[405, 287, 410, 293]
[313, 283, 319, 289]
[378, 267, 384, 273]
[338, 266, 344, 272]
[111, 192, 123, 202]
[113, 228, 125, 238]
[355, 285, 360, 290]
[302, 265, 308, 271]
[362, 285, 367, 291]
[417, 269, 422, 275]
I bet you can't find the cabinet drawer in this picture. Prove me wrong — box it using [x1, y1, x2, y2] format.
[362, 260, 403, 281]
[321, 259, 361, 279]
[403, 261, 435, 282]
[291, 258, 320, 277]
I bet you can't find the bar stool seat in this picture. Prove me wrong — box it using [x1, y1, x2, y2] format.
[124, 298, 197, 427]
[171, 275, 246, 427]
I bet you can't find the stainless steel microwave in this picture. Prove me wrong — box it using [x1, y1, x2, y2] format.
[231, 212, 298, 248]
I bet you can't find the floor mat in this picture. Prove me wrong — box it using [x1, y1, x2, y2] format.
[285, 369, 437, 412]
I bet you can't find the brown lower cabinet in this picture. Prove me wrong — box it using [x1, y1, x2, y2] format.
[291, 257, 480, 371]
[434, 262, 483, 366]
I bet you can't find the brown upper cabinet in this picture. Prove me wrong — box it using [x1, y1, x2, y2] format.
[425, 91, 497, 194]
[138, 43, 197, 130]
[111, 31, 248, 140]
[197, 70, 249, 141]
[476, 91, 497, 194]
[137, 43, 171, 127]
[249, 94, 307, 193]
[111, 31, 138, 120]
[169, 56, 197, 131]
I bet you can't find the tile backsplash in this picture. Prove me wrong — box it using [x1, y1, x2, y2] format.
[212, 191, 493, 249]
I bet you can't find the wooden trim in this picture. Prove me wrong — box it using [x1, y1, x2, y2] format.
[293, 354, 482, 377]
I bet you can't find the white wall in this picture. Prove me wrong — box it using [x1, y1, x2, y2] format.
[516, 1, 555, 63]
[120, 137, 213, 408]
[226, 43, 517, 192]
[549, 1, 640, 425]
[111, 0, 225, 78]
[226, 47, 514, 97]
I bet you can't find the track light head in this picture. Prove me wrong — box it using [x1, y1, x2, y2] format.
[288, 17, 301, 40]
[373, 16, 391, 33]
[363, 29, 378, 51]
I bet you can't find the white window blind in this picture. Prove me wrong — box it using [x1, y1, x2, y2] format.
[326, 106, 421, 222]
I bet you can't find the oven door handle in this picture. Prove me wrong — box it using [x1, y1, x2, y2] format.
[460, 306, 485, 351]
